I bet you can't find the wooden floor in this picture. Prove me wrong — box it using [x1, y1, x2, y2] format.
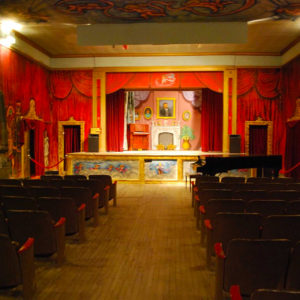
[1, 183, 215, 300]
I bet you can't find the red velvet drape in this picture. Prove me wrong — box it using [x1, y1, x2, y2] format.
[249, 125, 267, 155]
[285, 121, 300, 178]
[106, 72, 224, 93]
[0, 46, 50, 176]
[50, 70, 93, 154]
[282, 57, 300, 177]
[201, 89, 223, 152]
[106, 90, 125, 152]
[237, 69, 283, 155]
[64, 125, 80, 156]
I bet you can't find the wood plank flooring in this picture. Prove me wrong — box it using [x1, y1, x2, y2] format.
[0, 183, 215, 300]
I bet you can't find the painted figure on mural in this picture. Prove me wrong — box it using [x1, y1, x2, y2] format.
[44, 130, 49, 167]
[6, 106, 18, 177]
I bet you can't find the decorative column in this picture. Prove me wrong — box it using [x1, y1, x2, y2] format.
[223, 68, 237, 153]
[93, 70, 107, 152]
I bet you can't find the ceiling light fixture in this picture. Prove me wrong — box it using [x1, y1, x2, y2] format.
[0, 20, 22, 48]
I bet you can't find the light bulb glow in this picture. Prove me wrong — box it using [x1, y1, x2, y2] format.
[1, 20, 22, 35]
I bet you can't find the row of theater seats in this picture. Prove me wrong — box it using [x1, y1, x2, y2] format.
[0, 174, 117, 299]
[191, 175, 300, 300]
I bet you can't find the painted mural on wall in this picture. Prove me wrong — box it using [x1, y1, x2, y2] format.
[73, 159, 139, 180]
[0, 0, 298, 24]
[145, 160, 177, 180]
[6, 102, 22, 178]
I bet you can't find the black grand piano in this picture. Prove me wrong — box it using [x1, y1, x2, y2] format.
[196, 155, 282, 177]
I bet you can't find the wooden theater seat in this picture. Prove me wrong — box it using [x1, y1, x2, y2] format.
[251, 289, 300, 300]
[215, 239, 291, 300]
[6, 210, 66, 264]
[286, 241, 300, 290]
[266, 190, 300, 201]
[1, 196, 38, 211]
[37, 197, 86, 242]
[233, 190, 267, 202]
[246, 177, 273, 183]
[0, 179, 22, 186]
[221, 176, 246, 184]
[246, 200, 287, 218]
[206, 213, 261, 268]
[0, 186, 29, 197]
[89, 175, 117, 207]
[262, 215, 300, 247]
[0, 234, 35, 299]
[64, 175, 87, 180]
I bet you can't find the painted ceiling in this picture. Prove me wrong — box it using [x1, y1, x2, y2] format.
[0, 0, 299, 56]
[0, 0, 299, 24]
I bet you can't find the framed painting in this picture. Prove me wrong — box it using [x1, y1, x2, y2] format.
[182, 110, 191, 121]
[157, 98, 176, 119]
[144, 107, 152, 119]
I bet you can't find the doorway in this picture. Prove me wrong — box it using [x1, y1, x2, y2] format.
[58, 117, 85, 175]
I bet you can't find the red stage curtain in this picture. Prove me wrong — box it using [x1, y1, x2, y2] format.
[106, 73, 134, 94]
[285, 121, 300, 178]
[107, 72, 224, 92]
[64, 125, 80, 156]
[201, 88, 223, 152]
[249, 125, 267, 155]
[106, 90, 125, 152]
[237, 69, 283, 155]
[50, 70, 93, 154]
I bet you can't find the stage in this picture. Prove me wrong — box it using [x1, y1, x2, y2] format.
[65, 150, 228, 183]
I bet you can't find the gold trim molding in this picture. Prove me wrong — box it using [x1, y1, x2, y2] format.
[245, 118, 273, 155]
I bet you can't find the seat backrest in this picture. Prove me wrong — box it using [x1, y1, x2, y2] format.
[64, 175, 87, 180]
[41, 175, 63, 180]
[0, 234, 21, 287]
[247, 177, 273, 183]
[0, 186, 29, 197]
[251, 289, 300, 300]
[233, 190, 267, 202]
[0, 209, 9, 235]
[6, 210, 56, 256]
[262, 215, 300, 247]
[89, 175, 112, 185]
[37, 197, 78, 235]
[214, 213, 262, 252]
[272, 177, 295, 183]
[22, 179, 46, 187]
[201, 189, 233, 206]
[205, 199, 245, 224]
[0, 179, 22, 186]
[267, 190, 300, 201]
[195, 176, 219, 183]
[287, 183, 300, 191]
[221, 177, 245, 184]
[286, 241, 300, 290]
[246, 200, 286, 218]
[224, 239, 291, 296]
[60, 186, 92, 218]
[286, 200, 300, 214]
[2, 196, 38, 211]
[27, 186, 60, 198]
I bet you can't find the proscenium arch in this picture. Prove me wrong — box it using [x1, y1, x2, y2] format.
[92, 66, 238, 153]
